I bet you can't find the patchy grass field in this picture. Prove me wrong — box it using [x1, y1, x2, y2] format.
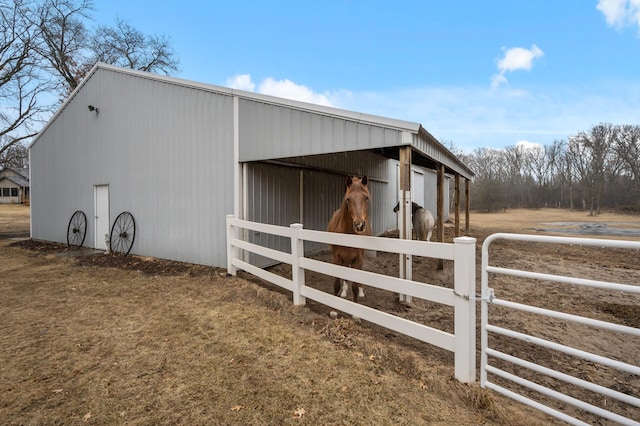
[0, 204, 29, 238]
[1, 205, 638, 425]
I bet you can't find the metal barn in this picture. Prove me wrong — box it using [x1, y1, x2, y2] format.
[29, 63, 474, 268]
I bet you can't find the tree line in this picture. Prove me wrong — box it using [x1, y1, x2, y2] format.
[0, 0, 179, 168]
[455, 123, 640, 215]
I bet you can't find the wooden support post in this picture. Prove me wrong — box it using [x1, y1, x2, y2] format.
[399, 146, 412, 302]
[454, 174, 460, 237]
[437, 164, 445, 270]
[465, 178, 471, 235]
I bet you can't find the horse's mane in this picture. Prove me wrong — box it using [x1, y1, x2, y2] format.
[344, 177, 370, 195]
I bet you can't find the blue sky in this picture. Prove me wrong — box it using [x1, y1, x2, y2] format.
[92, 1, 640, 152]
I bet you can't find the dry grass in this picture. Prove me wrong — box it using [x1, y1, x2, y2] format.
[0, 204, 29, 238]
[462, 207, 640, 238]
[0, 240, 530, 425]
[3, 205, 638, 425]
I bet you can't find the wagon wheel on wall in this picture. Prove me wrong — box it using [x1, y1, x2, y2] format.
[110, 212, 136, 255]
[67, 210, 87, 248]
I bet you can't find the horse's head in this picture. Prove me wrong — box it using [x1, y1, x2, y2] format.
[344, 176, 370, 234]
[393, 201, 423, 215]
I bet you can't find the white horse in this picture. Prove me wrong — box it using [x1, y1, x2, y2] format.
[393, 201, 435, 241]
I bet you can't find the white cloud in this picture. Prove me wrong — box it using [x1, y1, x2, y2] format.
[597, 0, 640, 33]
[515, 140, 543, 151]
[225, 74, 334, 106]
[491, 45, 544, 89]
[226, 74, 255, 91]
[258, 78, 333, 106]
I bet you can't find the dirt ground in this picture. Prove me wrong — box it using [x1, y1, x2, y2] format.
[262, 209, 640, 424]
[1, 205, 638, 425]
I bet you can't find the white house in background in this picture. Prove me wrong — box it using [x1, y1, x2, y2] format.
[29, 63, 474, 267]
[0, 167, 29, 204]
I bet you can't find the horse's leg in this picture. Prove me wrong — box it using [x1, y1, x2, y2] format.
[332, 250, 349, 298]
[340, 280, 349, 298]
[334, 277, 342, 296]
[351, 281, 360, 303]
[352, 254, 365, 301]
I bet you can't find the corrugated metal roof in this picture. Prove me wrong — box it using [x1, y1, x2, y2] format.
[31, 63, 474, 180]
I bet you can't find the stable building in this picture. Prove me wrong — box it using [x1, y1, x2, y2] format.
[29, 63, 474, 267]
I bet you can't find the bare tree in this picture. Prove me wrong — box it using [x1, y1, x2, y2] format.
[32, 0, 179, 98]
[612, 124, 640, 208]
[90, 17, 179, 75]
[502, 144, 527, 208]
[527, 144, 558, 207]
[0, 0, 54, 157]
[468, 147, 508, 212]
[32, 0, 94, 94]
[561, 147, 576, 210]
[546, 139, 570, 208]
[569, 124, 614, 215]
[0, 136, 28, 168]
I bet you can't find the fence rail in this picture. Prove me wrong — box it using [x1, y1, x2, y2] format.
[481, 233, 640, 426]
[226, 215, 477, 383]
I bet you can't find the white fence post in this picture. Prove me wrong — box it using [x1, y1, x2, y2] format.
[226, 214, 237, 276]
[290, 223, 306, 306]
[453, 236, 477, 383]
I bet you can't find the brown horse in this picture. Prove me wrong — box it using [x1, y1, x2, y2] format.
[327, 176, 372, 303]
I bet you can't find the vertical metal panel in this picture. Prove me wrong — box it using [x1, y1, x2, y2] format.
[273, 150, 394, 236]
[238, 99, 403, 162]
[31, 67, 234, 266]
[245, 162, 300, 267]
[420, 168, 450, 222]
[423, 169, 439, 215]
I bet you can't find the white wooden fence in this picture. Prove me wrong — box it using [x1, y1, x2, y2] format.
[226, 215, 477, 384]
[481, 233, 640, 426]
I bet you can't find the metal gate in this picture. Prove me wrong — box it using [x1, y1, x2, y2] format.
[480, 233, 640, 425]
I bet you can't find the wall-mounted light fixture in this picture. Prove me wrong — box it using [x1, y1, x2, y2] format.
[88, 105, 100, 114]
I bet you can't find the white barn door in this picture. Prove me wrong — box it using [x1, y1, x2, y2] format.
[412, 169, 425, 207]
[94, 185, 109, 250]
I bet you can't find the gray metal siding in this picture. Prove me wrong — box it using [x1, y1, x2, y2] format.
[245, 151, 396, 267]
[30, 67, 235, 267]
[271, 150, 396, 235]
[238, 99, 404, 162]
[245, 163, 300, 267]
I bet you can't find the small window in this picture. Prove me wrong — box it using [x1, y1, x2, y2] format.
[1, 188, 9, 197]
[11, 188, 18, 196]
